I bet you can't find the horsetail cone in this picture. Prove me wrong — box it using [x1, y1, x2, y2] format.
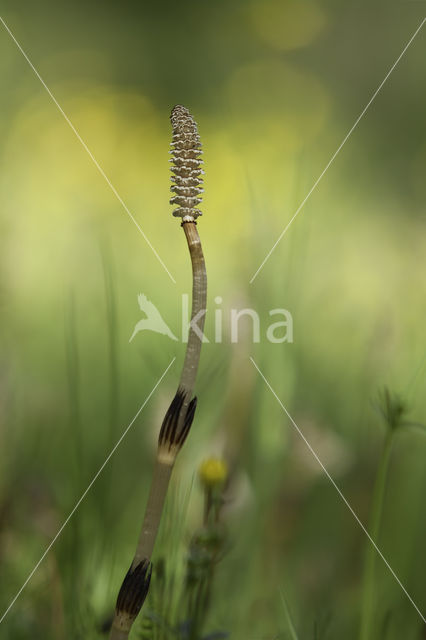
[169, 105, 207, 401]
[170, 105, 204, 222]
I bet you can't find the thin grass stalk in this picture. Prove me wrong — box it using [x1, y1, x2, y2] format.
[279, 588, 299, 640]
[65, 292, 83, 481]
[100, 245, 121, 557]
[359, 431, 394, 640]
[65, 293, 84, 631]
[109, 105, 207, 640]
[101, 243, 120, 448]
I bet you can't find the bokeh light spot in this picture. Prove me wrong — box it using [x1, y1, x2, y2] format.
[251, 0, 328, 51]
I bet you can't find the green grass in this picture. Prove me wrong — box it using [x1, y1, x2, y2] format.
[1, 4, 426, 635]
[1, 239, 426, 639]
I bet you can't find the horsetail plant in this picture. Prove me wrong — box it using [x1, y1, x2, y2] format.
[109, 105, 207, 640]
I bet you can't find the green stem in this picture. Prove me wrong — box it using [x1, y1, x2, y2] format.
[279, 589, 299, 640]
[101, 245, 120, 447]
[359, 432, 394, 640]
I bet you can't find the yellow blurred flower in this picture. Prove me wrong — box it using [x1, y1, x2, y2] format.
[198, 458, 228, 488]
[251, 0, 328, 51]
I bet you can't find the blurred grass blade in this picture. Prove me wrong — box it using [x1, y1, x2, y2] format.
[279, 588, 299, 640]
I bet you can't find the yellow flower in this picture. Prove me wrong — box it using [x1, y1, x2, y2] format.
[198, 458, 228, 489]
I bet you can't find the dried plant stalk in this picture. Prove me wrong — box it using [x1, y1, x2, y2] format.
[109, 105, 207, 639]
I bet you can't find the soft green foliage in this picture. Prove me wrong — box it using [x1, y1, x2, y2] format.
[377, 388, 408, 432]
[1, 2, 426, 639]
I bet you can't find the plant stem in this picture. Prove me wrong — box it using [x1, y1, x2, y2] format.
[179, 222, 207, 394]
[133, 459, 174, 565]
[359, 432, 394, 640]
[110, 222, 206, 640]
[279, 589, 299, 640]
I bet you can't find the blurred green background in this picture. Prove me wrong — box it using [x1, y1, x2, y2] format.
[0, 1, 425, 638]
